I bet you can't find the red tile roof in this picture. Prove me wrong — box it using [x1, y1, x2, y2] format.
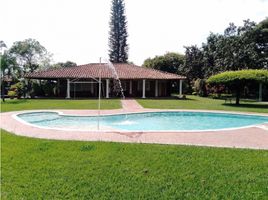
[25, 63, 186, 80]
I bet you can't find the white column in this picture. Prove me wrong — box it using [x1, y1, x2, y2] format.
[106, 79, 110, 98]
[259, 82, 262, 102]
[155, 80, 158, 97]
[179, 79, 183, 97]
[142, 79, 146, 98]
[66, 79, 70, 99]
[129, 80, 132, 95]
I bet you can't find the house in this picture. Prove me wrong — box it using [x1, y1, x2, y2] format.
[25, 63, 186, 98]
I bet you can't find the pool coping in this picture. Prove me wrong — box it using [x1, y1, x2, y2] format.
[1, 107, 268, 150]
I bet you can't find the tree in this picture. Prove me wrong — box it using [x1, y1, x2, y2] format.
[188, 18, 268, 81]
[0, 40, 7, 51]
[9, 38, 50, 75]
[202, 33, 219, 77]
[108, 0, 128, 63]
[53, 61, 77, 68]
[1, 52, 18, 102]
[143, 52, 185, 74]
[253, 18, 268, 69]
[207, 69, 268, 105]
[9, 39, 52, 98]
[183, 45, 204, 81]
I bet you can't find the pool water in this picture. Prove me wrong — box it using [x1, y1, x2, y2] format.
[17, 111, 268, 131]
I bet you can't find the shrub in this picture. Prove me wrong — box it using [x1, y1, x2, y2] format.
[207, 69, 268, 84]
[9, 82, 24, 98]
[207, 69, 268, 105]
[32, 82, 44, 96]
[42, 81, 56, 97]
[194, 79, 207, 97]
[7, 90, 16, 98]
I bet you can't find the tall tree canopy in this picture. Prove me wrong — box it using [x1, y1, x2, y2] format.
[108, 0, 128, 63]
[182, 18, 268, 81]
[9, 38, 51, 75]
[0, 40, 7, 50]
[53, 61, 77, 68]
[254, 18, 268, 69]
[183, 46, 204, 81]
[143, 52, 185, 74]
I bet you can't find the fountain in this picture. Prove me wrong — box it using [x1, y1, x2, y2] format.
[96, 58, 126, 130]
[105, 59, 125, 99]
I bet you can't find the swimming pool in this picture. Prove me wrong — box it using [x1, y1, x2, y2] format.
[16, 111, 268, 131]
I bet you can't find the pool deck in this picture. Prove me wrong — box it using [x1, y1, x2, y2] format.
[1, 99, 268, 150]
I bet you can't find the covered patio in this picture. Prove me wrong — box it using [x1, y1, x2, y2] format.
[25, 63, 186, 98]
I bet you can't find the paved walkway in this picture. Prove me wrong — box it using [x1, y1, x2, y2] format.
[121, 99, 144, 111]
[1, 100, 268, 150]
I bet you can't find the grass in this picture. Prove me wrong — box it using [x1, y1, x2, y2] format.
[0, 99, 121, 112]
[137, 95, 268, 113]
[1, 130, 268, 199]
[1, 96, 267, 199]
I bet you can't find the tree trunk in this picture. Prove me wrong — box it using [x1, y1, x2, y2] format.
[235, 87, 240, 105]
[1, 81, 5, 102]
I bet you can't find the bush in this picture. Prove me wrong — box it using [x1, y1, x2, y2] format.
[30, 81, 57, 97]
[32, 82, 44, 96]
[42, 81, 56, 96]
[194, 79, 207, 97]
[7, 90, 16, 98]
[207, 69, 268, 84]
[207, 69, 268, 105]
[9, 82, 24, 98]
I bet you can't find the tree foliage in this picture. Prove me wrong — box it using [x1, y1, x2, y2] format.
[9, 38, 50, 74]
[143, 52, 185, 74]
[1, 41, 19, 101]
[207, 69, 268, 104]
[53, 61, 77, 68]
[108, 0, 128, 63]
[0, 51, 18, 78]
[207, 69, 268, 84]
[182, 18, 268, 81]
[183, 46, 204, 80]
[0, 40, 7, 50]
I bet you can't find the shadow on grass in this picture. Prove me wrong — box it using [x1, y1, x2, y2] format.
[223, 103, 268, 109]
[1, 99, 28, 104]
[137, 97, 197, 101]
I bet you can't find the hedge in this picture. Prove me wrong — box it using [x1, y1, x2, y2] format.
[207, 69, 268, 84]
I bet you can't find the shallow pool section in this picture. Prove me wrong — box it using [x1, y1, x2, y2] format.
[16, 111, 268, 131]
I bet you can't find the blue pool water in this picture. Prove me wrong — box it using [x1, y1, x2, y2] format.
[17, 111, 268, 131]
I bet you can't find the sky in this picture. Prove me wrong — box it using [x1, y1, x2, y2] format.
[1, 0, 268, 65]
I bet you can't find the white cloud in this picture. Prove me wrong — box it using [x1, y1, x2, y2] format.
[1, 0, 267, 65]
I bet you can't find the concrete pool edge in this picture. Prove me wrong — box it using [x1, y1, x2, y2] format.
[1, 108, 268, 150]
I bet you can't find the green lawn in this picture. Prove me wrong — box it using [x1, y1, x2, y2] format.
[1, 97, 268, 199]
[0, 99, 121, 112]
[137, 95, 268, 113]
[1, 130, 268, 199]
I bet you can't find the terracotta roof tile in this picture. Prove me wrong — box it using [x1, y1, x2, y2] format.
[25, 63, 186, 80]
